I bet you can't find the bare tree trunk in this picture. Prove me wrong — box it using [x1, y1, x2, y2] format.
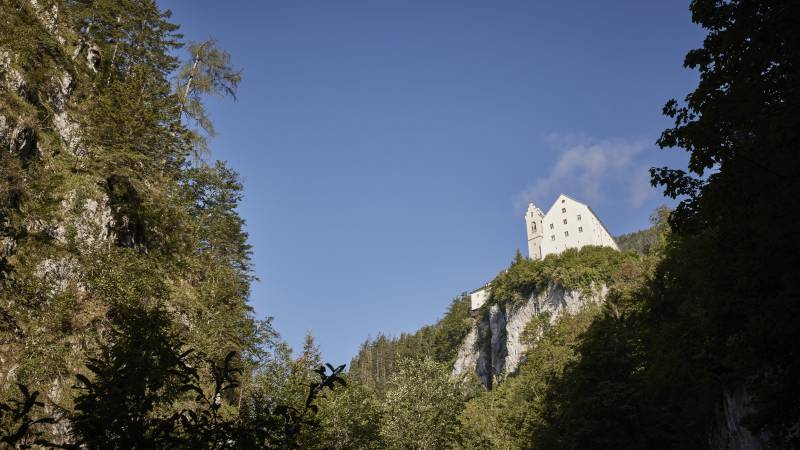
[106, 16, 122, 84]
[178, 44, 203, 119]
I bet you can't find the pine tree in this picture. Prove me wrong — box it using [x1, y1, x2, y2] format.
[176, 38, 241, 158]
[0, 0, 253, 438]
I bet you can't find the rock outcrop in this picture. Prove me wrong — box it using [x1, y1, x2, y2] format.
[452, 284, 606, 388]
[0, 1, 117, 397]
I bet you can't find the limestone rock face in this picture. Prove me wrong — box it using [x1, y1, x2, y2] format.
[453, 286, 774, 448]
[488, 304, 506, 376]
[451, 327, 478, 379]
[0, 3, 116, 402]
[452, 284, 607, 388]
[474, 316, 493, 387]
[503, 293, 539, 374]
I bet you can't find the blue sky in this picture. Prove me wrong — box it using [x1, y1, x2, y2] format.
[159, 0, 704, 365]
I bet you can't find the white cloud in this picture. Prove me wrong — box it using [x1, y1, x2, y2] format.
[629, 164, 655, 208]
[514, 134, 655, 212]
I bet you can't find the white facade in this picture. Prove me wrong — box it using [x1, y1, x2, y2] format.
[469, 194, 618, 311]
[469, 286, 490, 311]
[526, 194, 618, 260]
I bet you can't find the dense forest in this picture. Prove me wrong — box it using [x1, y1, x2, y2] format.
[343, 241, 664, 448]
[0, 0, 345, 447]
[2, 0, 799, 448]
[614, 206, 669, 254]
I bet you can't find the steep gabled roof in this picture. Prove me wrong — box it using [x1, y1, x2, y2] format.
[544, 193, 617, 243]
[543, 193, 585, 217]
[586, 205, 618, 247]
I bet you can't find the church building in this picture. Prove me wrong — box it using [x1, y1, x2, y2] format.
[525, 193, 617, 260]
[470, 194, 618, 311]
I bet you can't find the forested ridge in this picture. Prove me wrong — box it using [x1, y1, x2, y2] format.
[343, 241, 663, 449]
[345, 0, 800, 447]
[2, 0, 800, 448]
[0, 1, 345, 447]
[613, 206, 670, 255]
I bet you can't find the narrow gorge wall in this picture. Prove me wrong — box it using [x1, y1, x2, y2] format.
[452, 284, 606, 388]
[452, 284, 773, 449]
[708, 388, 769, 450]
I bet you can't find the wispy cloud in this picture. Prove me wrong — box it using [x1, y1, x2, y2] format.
[514, 134, 655, 212]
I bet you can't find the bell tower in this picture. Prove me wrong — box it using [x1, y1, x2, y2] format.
[525, 203, 544, 260]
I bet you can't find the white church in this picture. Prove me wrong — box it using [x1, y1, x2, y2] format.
[470, 194, 618, 311]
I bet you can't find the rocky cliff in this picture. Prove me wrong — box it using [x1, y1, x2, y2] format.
[452, 282, 771, 448]
[1, 2, 114, 395]
[1, 1, 255, 416]
[708, 388, 769, 450]
[452, 284, 607, 388]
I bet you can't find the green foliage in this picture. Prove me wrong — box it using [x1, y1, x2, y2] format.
[349, 295, 471, 393]
[71, 305, 186, 446]
[614, 205, 670, 255]
[240, 333, 353, 449]
[511, 1, 800, 447]
[0, 310, 346, 449]
[314, 377, 383, 450]
[455, 388, 514, 450]
[647, 0, 800, 445]
[526, 257, 660, 450]
[454, 305, 600, 450]
[451, 248, 660, 450]
[0, 384, 55, 449]
[490, 245, 635, 306]
[0, 0, 258, 408]
[177, 38, 242, 156]
[380, 357, 463, 450]
[0, 1, 333, 447]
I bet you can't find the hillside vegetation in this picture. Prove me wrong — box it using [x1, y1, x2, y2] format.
[614, 206, 670, 255]
[488, 245, 644, 307]
[349, 242, 651, 394]
[2, 0, 799, 448]
[348, 295, 472, 395]
[340, 241, 662, 448]
[0, 1, 343, 447]
[340, 0, 800, 446]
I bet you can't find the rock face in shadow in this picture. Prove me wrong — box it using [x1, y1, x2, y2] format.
[453, 286, 774, 448]
[708, 388, 769, 450]
[452, 284, 606, 388]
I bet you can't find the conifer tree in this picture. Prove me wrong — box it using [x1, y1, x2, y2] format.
[0, 0, 254, 441]
[176, 39, 241, 143]
[1, 3, 347, 445]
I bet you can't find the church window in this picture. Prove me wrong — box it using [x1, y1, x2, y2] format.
[551, 235, 555, 241]
[579, 226, 583, 232]
[562, 207, 566, 213]
[563, 219, 567, 225]
[577, 214, 582, 221]
[549, 223, 554, 230]
[561, 199, 565, 203]
[564, 231, 569, 237]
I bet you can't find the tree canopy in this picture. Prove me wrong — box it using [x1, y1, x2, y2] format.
[3, 0, 799, 448]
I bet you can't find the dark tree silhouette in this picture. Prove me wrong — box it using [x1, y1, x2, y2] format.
[651, 0, 800, 444]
